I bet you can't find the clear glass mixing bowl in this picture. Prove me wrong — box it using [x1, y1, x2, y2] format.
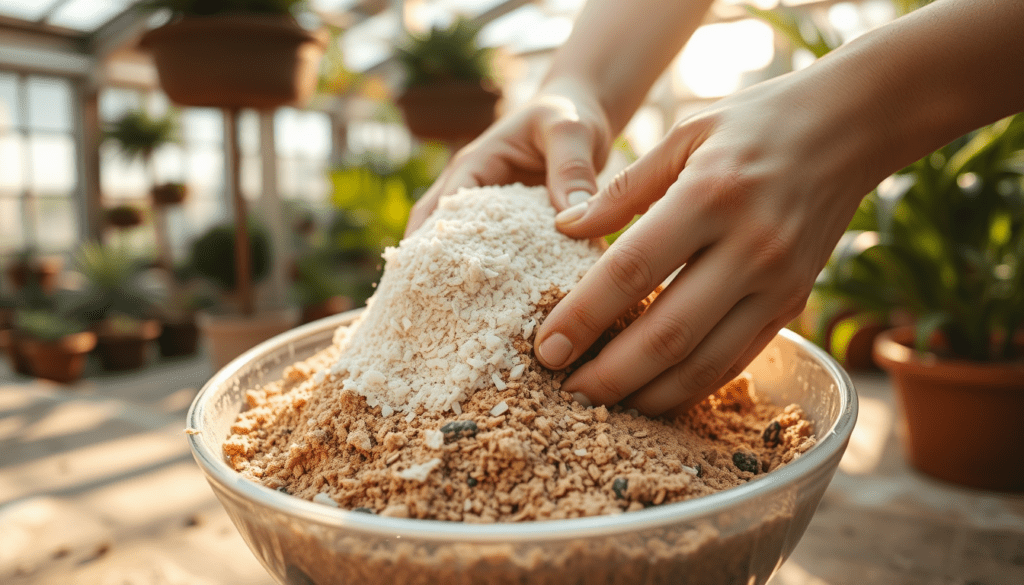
[187, 310, 857, 585]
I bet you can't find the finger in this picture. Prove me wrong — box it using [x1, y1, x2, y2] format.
[554, 123, 707, 240]
[622, 296, 781, 417]
[534, 178, 719, 371]
[542, 119, 600, 211]
[659, 317, 786, 419]
[559, 241, 750, 405]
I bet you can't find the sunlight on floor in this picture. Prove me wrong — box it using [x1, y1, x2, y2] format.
[837, 395, 893, 475]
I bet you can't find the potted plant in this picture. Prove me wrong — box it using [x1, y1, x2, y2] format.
[151, 181, 188, 206]
[72, 241, 162, 371]
[6, 248, 63, 293]
[818, 114, 1024, 491]
[15, 309, 96, 385]
[190, 221, 298, 369]
[291, 250, 352, 324]
[394, 17, 502, 143]
[138, 0, 328, 109]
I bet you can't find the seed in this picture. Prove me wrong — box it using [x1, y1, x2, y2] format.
[276, 486, 289, 495]
[762, 420, 782, 447]
[732, 451, 759, 474]
[440, 420, 479, 443]
[352, 507, 375, 514]
[695, 463, 703, 478]
[612, 477, 628, 499]
[467, 477, 478, 487]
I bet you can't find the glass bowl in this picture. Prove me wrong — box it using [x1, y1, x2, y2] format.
[187, 310, 857, 585]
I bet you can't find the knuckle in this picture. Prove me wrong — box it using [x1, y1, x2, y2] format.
[555, 157, 594, 181]
[641, 314, 697, 365]
[605, 240, 657, 299]
[678, 349, 728, 394]
[586, 365, 630, 405]
[605, 169, 632, 205]
[561, 299, 604, 340]
[746, 224, 794, 272]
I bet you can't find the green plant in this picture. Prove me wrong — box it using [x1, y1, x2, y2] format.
[817, 115, 1024, 361]
[14, 309, 88, 342]
[189, 222, 272, 293]
[142, 0, 306, 17]
[73, 241, 154, 322]
[396, 17, 495, 89]
[105, 110, 175, 162]
[291, 250, 349, 307]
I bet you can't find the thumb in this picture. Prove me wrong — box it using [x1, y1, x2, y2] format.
[554, 135, 690, 239]
[543, 120, 601, 212]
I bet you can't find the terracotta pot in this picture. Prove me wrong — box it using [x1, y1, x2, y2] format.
[300, 295, 353, 325]
[106, 206, 144, 228]
[139, 15, 327, 109]
[397, 82, 501, 142]
[95, 320, 162, 371]
[873, 327, 1024, 491]
[22, 332, 97, 385]
[157, 319, 200, 358]
[151, 183, 188, 206]
[6, 258, 62, 292]
[3, 330, 32, 375]
[198, 307, 300, 370]
[827, 313, 886, 371]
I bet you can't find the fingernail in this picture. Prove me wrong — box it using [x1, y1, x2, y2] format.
[537, 332, 573, 368]
[555, 201, 588, 226]
[567, 190, 591, 207]
[572, 392, 592, 408]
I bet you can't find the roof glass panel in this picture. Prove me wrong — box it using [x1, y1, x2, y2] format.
[0, 0, 55, 22]
[48, 0, 132, 31]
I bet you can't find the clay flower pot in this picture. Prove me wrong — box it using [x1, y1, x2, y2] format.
[106, 205, 144, 229]
[151, 182, 189, 206]
[873, 327, 1024, 491]
[95, 320, 162, 371]
[22, 332, 97, 385]
[6, 257, 63, 292]
[397, 81, 501, 142]
[139, 15, 327, 109]
[157, 319, 200, 358]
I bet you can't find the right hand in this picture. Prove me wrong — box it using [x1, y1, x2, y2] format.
[404, 79, 614, 236]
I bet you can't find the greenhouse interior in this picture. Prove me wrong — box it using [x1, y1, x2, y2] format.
[1, 0, 1022, 583]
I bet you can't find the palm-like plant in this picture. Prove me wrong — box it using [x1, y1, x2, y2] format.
[396, 17, 495, 90]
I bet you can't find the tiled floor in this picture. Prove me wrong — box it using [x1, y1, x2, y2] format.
[1, 349, 1022, 584]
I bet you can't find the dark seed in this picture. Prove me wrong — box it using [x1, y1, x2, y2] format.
[733, 451, 759, 474]
[762, 420, 782, 447]
[352, 507, 375, 514]
[276, 486, 290, 495]
[695, 463, 703, 478]
[440, 420, 479, 443]
[612, 477, 628, 499]
[467, 477, 478, 487]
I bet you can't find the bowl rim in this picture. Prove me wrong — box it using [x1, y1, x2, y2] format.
[187, 310, 857, 542]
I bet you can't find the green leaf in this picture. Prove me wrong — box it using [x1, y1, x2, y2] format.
[913, 312, 949, 352]
[744, 5, 837, 58]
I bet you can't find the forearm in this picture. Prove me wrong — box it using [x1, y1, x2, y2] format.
[802, 0, 1024, 182]
[542, 0, 715, 135]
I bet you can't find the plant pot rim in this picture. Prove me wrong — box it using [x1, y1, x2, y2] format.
[873, 326, 1024, 387]
[140, 14, 328, 48]
[21, 331, 97, 353]
[95, 319, 162, 341]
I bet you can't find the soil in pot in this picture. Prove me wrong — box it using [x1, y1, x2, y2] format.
[157, 319, 200, 358]
[22, 332, 97, 385]
[873, 327, 1024, 491]
[96, 320, 162, 371]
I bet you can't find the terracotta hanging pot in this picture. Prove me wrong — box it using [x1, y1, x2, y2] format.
[139, 15, 328, 109]
[397, 81, 501, 142]
[151, 182, 189, 206]
[873, 327, 1024, 491]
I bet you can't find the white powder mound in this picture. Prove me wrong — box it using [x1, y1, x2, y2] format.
[325, 183, 602, 414]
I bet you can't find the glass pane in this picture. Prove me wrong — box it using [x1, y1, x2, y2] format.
[239, 110, 260, 155]
[100, 87, 143, 123]
[100, 143, 147, 199]
[180, 197, 227, 243]
[152, 143, 186, 185]
[186, 146, 224, 192]
[27, 77, 73, 132]
[29, 133, 77, 193]
[0, 73, 19, 130]
[276, 108, 331, 157]
[32, 197, 78, 252]
[241, 154, 262, 200]
[0, 0, 53, 21]
[181, 108, 223, 145]
[0, 197, 25, 254]
[48, 0, 133, 31]
[0, 133, 24, 192]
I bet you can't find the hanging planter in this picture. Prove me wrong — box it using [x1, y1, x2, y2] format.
[106, 204, 145, 229]
[151, 182, 189, 206]
[139, 14, 327, 109]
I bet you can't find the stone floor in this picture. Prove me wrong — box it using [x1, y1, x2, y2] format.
[0, 346, 1022, 585]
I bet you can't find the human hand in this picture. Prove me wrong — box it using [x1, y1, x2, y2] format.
[534, 73, 885, 417]
[404, 79, 613, 236]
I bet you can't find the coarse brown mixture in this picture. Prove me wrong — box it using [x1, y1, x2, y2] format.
[224, 290, 815, 522]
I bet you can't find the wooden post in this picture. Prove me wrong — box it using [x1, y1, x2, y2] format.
[225, 108, 254, 317]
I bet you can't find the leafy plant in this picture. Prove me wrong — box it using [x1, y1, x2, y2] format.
[104, 110, 175, 162]
[73, 241, 155, 322]
[189, 222, 272, 293]
[396, 17, 495, 89]
[817, 116, 1024, 361]
[15, 310, 88, 342]
[291, 249, 350, 307]
[142, 0, 306, 18]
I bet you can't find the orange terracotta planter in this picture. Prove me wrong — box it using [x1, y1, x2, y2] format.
[873, 327, 1024, 491]
[22, 332, 97, 385]
[140, 15, 327, 109]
